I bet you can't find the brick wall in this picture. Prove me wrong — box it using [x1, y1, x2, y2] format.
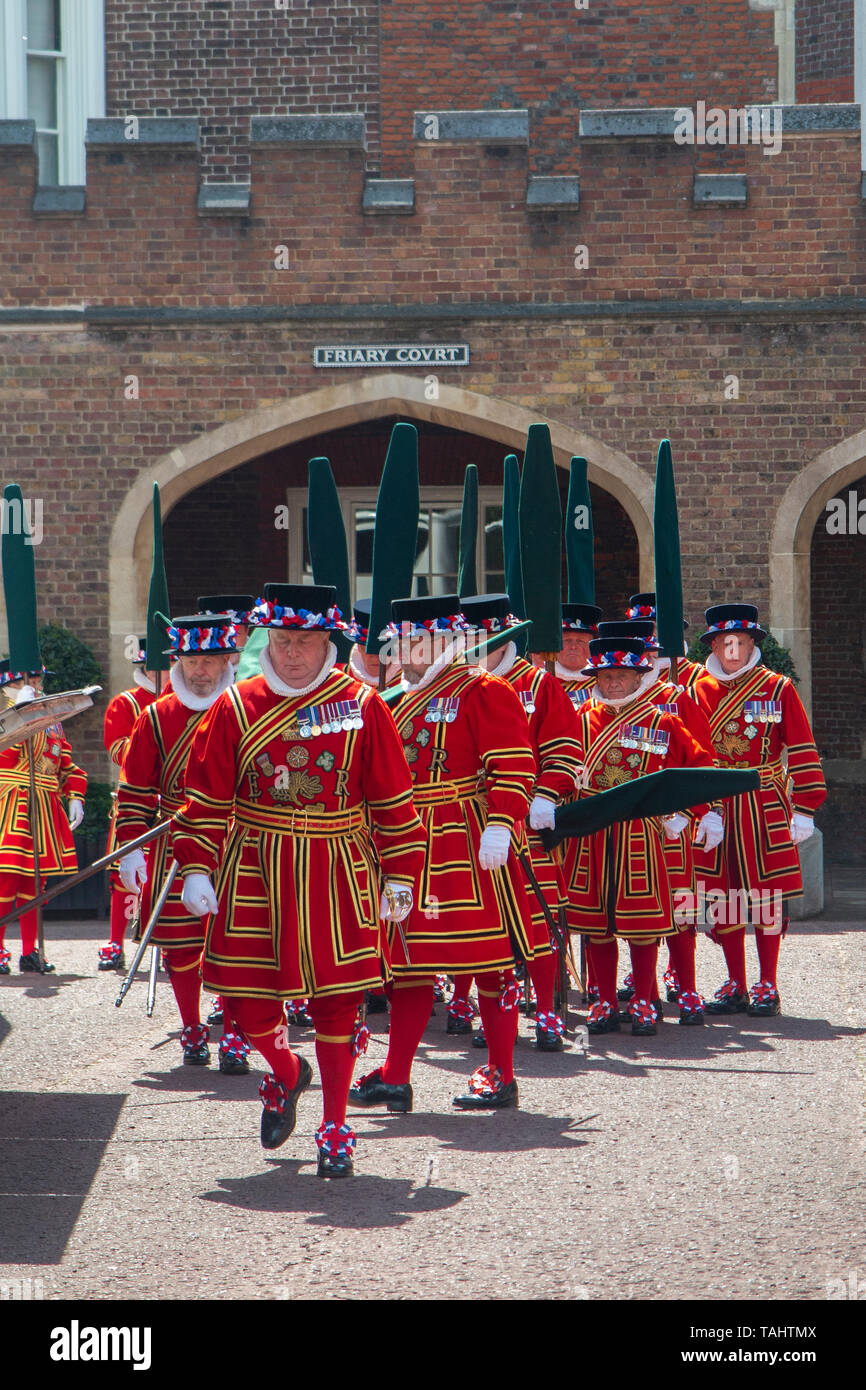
[380, 0, 777, 175]
[797, 0, 854, 104]
[810, 471, 866, 760]
[102, 2, 778, 180]
[104, 0, 381, 180]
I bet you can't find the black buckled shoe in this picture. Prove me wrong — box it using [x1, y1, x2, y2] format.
[181, 1023, 211, 1066]
[747, 981, 782, 1017]
[218, 1031, 251, 1075]
[535, 1011, 565, 1052]
[663, 968, 681, 1003]
[20, 950, 55, 974]
[471, 1024, 487, 1049]
[629, 999, 657, 1037]
[365, 990, 389, 1015]
[452, 1066, 518, 1110]
[285, 999, 314, 1028]
[704, 980, 750, 1014]
[0, 949, 11, 976]
[432, 974, 449, 1003]
[259, 1056, 313, 1150]
[587, 1001, 620, 1034]
[348, 1067, 413, 1113]
[206, 997, 224, 1026]
[446, 1004, 475, 1035]
[652, 997, 665, 1025]
[616, 972, 635, 1003]
[315, 1122, 355, 1178]
[97, 943, 125, 972]
[677, 991, 706, 1025]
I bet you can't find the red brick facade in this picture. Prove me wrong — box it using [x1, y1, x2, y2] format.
[0, 3, 863, 860]
[797, 0, 854, 104]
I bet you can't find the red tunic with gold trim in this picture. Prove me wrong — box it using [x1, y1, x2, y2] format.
[691, 662, 826, 902]
[501, 655, 581, 942]
[388, 662, 539, 975]
[0, 714, 87, 887]
[103, 684, 162, 880]
[115, 693, 210, 950]
[171, 670, 426, 1001]
[664, 656, 704, 694]
[644, 675, 716, 892]
[554, 667, 596, 716]
[563, 692, 715, 942]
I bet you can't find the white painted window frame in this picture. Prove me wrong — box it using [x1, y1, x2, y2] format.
[0, 0, 105, 185]
[285, 485, 505, 595]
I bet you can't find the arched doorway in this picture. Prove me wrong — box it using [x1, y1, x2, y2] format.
[162, 415, 639, 618]
[109, 376, 654, 697]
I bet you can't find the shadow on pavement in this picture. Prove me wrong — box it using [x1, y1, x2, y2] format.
[0, 1091, 126, 1264]
[200, 1163, 468, 1229]
[352, 1108, 594, 1154]
[0, 973, 88, 999]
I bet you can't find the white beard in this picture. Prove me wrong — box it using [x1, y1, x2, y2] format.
[169, 661, 234, 711]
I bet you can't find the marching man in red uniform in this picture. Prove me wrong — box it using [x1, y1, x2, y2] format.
[595, 620, 723, 1023]
[625, 593, 704, 693]
[99, 637, 162, 972]
[563, 636, 716, 1036]
[171, 583, 426, 1179]
[349, 593, 540, 1113]
[0, 662, 87, 975]
[449, 594, 583, 1051]
[115, 615, 237, 1066]
[692, 604, 826, 1017]
[543, 603, 601, 711]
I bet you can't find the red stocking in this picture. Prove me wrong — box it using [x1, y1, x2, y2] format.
[232, 996, 301, 1090]
[309, 993, 363, 1125]
[381, 981, 435, 1085]
[475, 971, 518, 1084]
[587, 938, 618, 1010]
[451, 973, 474, 1005]
[719, 926, 747, 993]
[164, 946, 203, 1030]
[628, 940, 659, 1005]
[755, 927, 782, 989]
[109, 888, 134, 946]
[19, 902, 41, 958]
[526, 950, 556, 1016]
[666, 928, 697, 996]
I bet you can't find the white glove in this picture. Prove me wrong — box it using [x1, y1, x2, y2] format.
[528, 795, 556, 832]
[478, 823, 511, 871]
[574, 764, 589, 791]
[118, 847, 148, 894]
[790, 813, 814, 845]
[663, 812, 689, 840]
[67, 798, 84, 830]
[379, 881, 413, 922]
[14, 684, 36, 705]
[181, 872, 219, 917]
[694, 810, 724, 852]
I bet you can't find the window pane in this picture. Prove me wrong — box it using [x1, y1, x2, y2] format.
[28, 57, 57, 128]
[27, 0, 60, 51]
[484, 504, 503, 577]
[35, 132, 58, 185]
[354, 508, 376, 577]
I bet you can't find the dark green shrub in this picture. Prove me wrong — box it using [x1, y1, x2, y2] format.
[37, 623, 102, 694]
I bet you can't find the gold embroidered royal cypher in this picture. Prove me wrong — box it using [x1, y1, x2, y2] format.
[716, 732, 750, 760]
[596, 762, 632, 789]
[269, 770, 324, 806]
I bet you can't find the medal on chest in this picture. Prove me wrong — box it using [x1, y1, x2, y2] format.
[619, 723, 670, 758]
[425, 696, 459, 724]
[744, 700, 782, 725]
[519, 690, 536, 716]
[568, 687, 591, 709]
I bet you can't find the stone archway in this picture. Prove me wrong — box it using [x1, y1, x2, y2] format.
[108, 374, 655, 696]
[771, 429, 866, 713]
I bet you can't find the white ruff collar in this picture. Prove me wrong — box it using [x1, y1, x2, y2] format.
[594, 668, 657, 709]
[705, 646, 762, 683]
[348, 643, 399, 687]
[260, 641, 338, 697]
[555, 658, 587, 681]
[169, 661, 234, 711]
[486, 640, 517, 679]
[400, 639, 458, 694]
[133, 669, 156, 694]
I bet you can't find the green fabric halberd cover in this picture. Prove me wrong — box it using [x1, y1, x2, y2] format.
[653, 439, 684, 663]
[146, 485, 171, 672]
[539, 767, 760, 848]
[566, 456, 595, 605]
[502, 453, 527, 655]
[367, 423, 420, 656]
[519, 423, 562, 654]
[2, 483, 42, 672]
[307, 455, 352, 664]
[457, 463, 478, 599]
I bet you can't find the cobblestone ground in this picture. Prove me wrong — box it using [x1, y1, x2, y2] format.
[1, 912, 864, 1302]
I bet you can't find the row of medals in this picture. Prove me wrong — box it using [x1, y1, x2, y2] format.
[298, 709, 364, 738]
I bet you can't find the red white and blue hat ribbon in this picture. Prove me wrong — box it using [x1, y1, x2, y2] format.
[249, 600, 347, 631]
